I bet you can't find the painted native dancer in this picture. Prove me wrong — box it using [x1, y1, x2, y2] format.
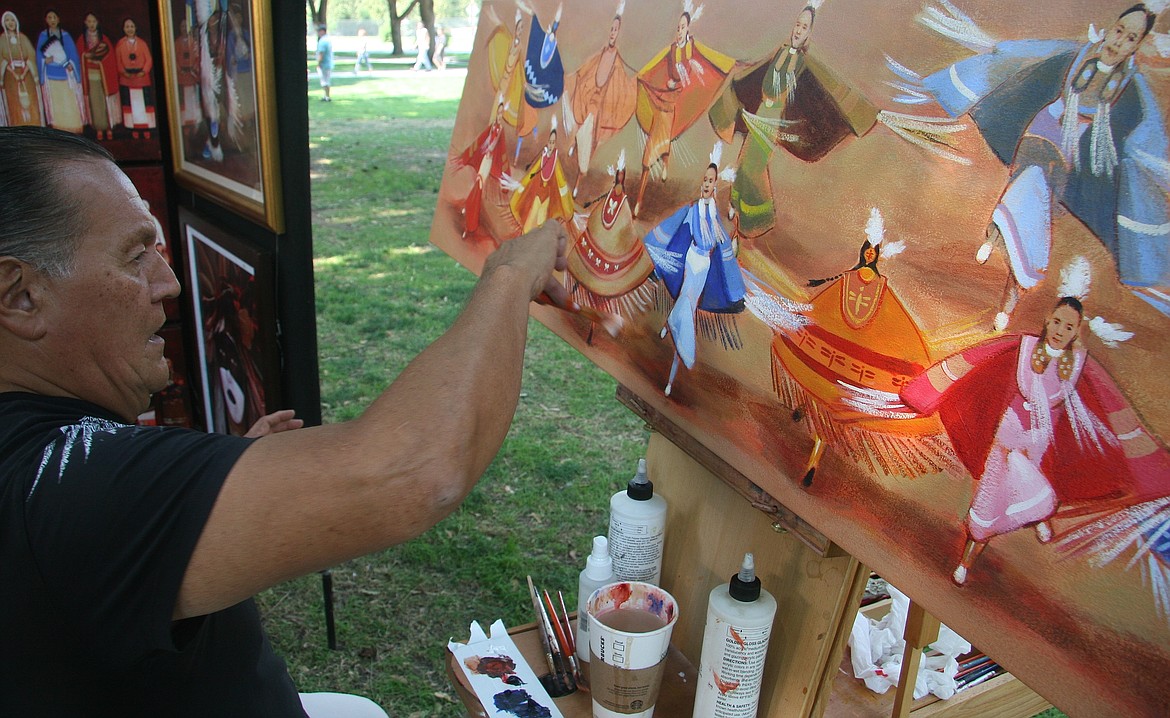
[644, 141, 810, 396]
[633, 0, 735, 218]
[769, 208, 952, 485]
[898, 257, 1170, 587]
[453, 98, 511, 239]
[516, 3, 565, 162]
[885, 1, 1170, 324]
[484, 2, 537, 155]
[707, 0, 878, 239]
[561, 0, 637, 199]
[503, 115, 573, 234]
[564, 149, 656, 343]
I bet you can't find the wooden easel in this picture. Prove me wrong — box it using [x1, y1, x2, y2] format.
[619, 386, 1051, 718]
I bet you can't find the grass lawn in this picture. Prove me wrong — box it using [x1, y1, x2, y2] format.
[265, 70, 1067, 718]
[260, 70, 648, 716]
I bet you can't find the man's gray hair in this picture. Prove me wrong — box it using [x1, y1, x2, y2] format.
[0, 127, 115, 278]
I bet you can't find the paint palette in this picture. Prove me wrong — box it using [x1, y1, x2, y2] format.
[448, 619, 565, 718]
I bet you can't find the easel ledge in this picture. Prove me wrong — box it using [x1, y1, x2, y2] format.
[616, 384, 835, 557]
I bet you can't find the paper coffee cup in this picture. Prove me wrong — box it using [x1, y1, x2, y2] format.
[586, 581, 678, 718]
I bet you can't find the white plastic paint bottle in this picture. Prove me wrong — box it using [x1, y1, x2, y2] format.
[607, 457, 667, 585]
[692, 553, 778, 718]
[576, 535, 615, 664]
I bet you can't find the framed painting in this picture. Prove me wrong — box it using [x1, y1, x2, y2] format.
[431, 1, 1170, 715]
[156, 0, 284, 232]
[181, 207, 280, 436]
[0, 0, 162, 161]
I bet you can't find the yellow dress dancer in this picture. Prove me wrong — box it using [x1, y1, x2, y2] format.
[485, 5, 537, 151]
[507, 122, 573, 234]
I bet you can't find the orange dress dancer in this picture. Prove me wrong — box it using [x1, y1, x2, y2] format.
[566, 157, 654, 342]
[769, 208, 946, 485]
[562, 4, 637, 197]
[507, 124, 572, 234]
[455, 104, 510, 238]
[633, 5, 735, 216]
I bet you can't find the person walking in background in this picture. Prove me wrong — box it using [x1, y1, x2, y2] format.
[315, 23, 333, 102]
[433, 24, 448, 71]
[355, 27, 370, 74]
[413, 23, 432, 72]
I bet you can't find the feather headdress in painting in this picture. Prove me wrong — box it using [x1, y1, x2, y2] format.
[682, 0, 704, 25]
[616, 0, 626, 16]
[708, 141, 736, 183]
[1056, 256, 1134, 348]
[606, 148, 628, 178]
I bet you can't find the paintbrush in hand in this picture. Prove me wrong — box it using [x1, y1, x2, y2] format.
[537, 293, 624, 337]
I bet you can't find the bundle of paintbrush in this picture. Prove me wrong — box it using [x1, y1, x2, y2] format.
[954, 650, 1002, 691]
[526, 575, 583, 696]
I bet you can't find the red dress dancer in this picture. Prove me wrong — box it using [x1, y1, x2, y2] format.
[456, 106, 509, 238]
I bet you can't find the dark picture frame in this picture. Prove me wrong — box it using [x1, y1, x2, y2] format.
[157, 0, 284, 232]
[181, 207, 280, 435]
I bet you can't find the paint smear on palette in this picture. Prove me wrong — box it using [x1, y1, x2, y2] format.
[494, 688, 553, 718]
[448, 619, 564, 718]
[465, 654, 524, 685]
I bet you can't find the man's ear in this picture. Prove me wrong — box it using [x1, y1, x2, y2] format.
[0, 257, 48, 340]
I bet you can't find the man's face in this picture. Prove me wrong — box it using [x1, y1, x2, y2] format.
[547, 130, 557, 151]
[1099, 11, 1147, 66]
[676, 15, 689, 46]
[36, 160, 181, 419]
[84, 14, 98, 32]
[609, 17, 621, 46]
[3, 15, 15, 32]
[45, 11, 59, 29]
[790, 9, 813, 49]
[123, 19, 137, 37]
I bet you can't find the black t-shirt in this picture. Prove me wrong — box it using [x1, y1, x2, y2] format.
[0, 393, 307, 717]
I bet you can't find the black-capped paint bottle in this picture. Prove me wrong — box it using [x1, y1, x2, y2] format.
[607, 457, 667, 585]
[576, 535, 615, 663]
[692, 553, 778, 718]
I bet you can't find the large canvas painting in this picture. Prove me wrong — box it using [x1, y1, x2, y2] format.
[430, 1, 1170, 714]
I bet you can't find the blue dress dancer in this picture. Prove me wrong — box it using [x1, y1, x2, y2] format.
[643, 162, 746, 395]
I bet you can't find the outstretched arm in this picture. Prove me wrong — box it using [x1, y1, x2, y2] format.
[175, 222, 570, 619]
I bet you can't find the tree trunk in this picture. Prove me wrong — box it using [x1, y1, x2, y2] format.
[419, 0, 436, 62]
[306, 0, 329, 26]
[386, 0, 421, 56]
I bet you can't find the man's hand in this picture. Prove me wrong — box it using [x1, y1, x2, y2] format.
[244, 409, 304, 438]
[480, 221, 570, 308]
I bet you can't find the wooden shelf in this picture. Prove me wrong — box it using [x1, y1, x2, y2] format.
[823, 598, 1052, 718]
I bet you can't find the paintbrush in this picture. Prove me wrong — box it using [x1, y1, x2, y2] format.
[537, 586, 576, 692]
[544, 589, 581, 688]
[537, 293, 625, 337]
[526, 575, 560, 685]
